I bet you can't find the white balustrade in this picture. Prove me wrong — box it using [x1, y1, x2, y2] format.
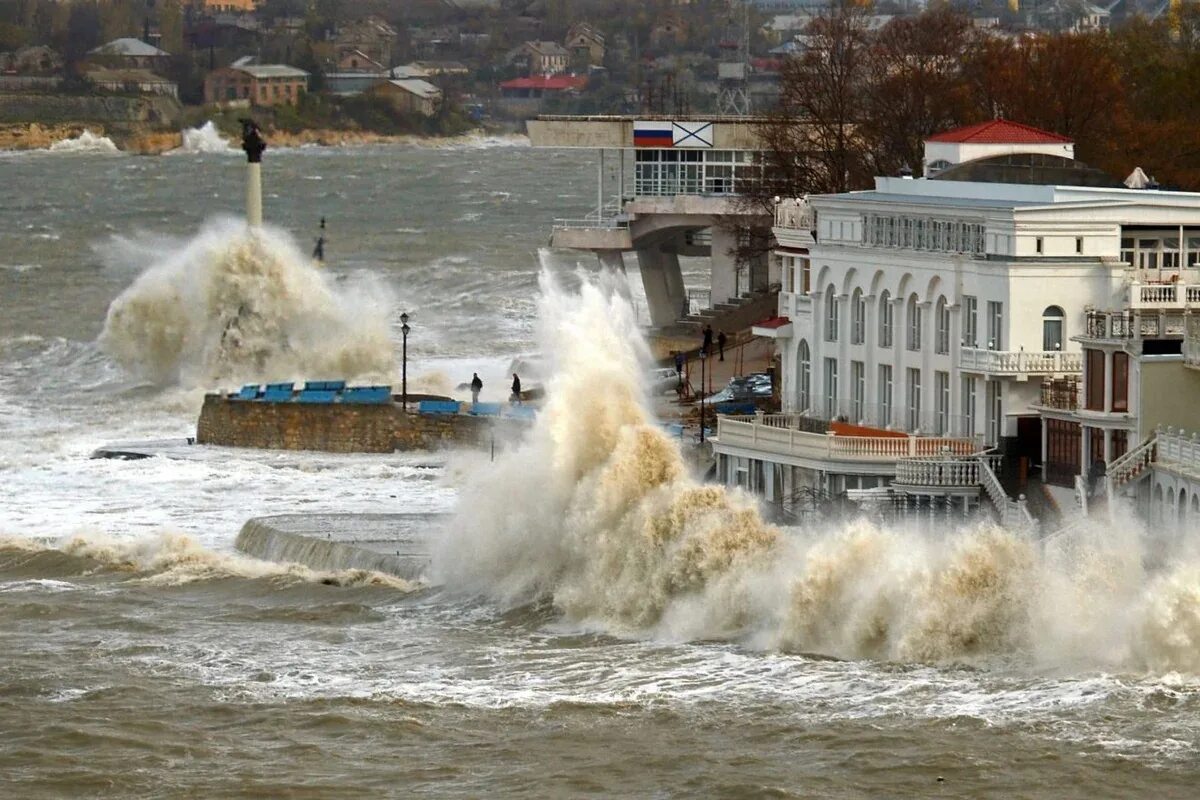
[774, 197, 813, 229]
[960, 348, 1081, 375]
[1130, 282, 1200, 310]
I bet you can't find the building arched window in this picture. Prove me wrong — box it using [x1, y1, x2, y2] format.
[1043, 305, 1065, 351]
[825, 284, 839, 341]
[935, 296, 950, 354]
[851, 288, 865, 344]
[906, 294, 922, 351]
[878, 290, 893, 348]
[797, 339, 811, 411]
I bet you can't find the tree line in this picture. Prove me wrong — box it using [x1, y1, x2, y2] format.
[751, 3, 1200, 205]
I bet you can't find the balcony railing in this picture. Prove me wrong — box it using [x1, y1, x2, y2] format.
[959, 348, 1082, 375]
[715, 413, 980, 466]
[893, 455, 1000, 487]
[775, 197, 813, 229]
[1085, 309, 1187, 340]
[1186, 315, 1200, 369]
[1130, 281, 1200, 310]
[1156, 426, 1200, 471]
[1039, 377, 1080, 410]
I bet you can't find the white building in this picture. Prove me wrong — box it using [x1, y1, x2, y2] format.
[716, 120, 1200, 521]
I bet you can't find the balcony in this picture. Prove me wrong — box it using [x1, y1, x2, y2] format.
[893, 454, 1001, 488]
[1084, 309, 1187, 340]
[714, 413, 980, 473]
[959, 348, 1082, 376]
[1038, 377, 1080, 411]
[1157, 426, 1200, 474]
[774, 197, 813, 229]
[1129, 281, 1200, 310]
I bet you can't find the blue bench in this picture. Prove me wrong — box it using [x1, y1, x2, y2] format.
[418, 400, 461, 415]
[304, 380, 346, 392]
[469, 402, 502, 417]
[235, 385, 261, 400]
[297, 389, 338, 404]
[342, 386, 392, 404]
[262, 383, 295, 402]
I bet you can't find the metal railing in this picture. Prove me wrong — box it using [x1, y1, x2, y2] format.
[1039, 377, 1080, 410]
[960, 348, 1082, 375]
[553, 202, 628, 230]
[1085, 309, 1187, 340]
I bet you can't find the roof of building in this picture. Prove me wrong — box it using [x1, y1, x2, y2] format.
[500, 75, 587, 90]
[383, 79, 441, 99]
[524, 40, 570, 57]
[931, 153, 1123, 188]
[926, 119, 1073, 145]
[90, 38, 170, 57]
[233, 64, 309, 79]
[84, 66, 175, 83]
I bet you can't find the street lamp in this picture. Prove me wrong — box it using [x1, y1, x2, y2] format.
[400, 312, 410, 410]
[699, 349, 706, 444]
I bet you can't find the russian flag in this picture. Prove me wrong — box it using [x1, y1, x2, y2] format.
[633, 120, 673, 148]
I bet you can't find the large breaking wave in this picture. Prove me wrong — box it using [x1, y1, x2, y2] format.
[99, 218, 397, 388]
[436, 270, 1200, 673]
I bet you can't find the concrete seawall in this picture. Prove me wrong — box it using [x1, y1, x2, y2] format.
[236, 513, 444, 581]
[197, 395, 525, 453]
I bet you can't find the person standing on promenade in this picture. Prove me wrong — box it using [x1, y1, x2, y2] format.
[470, 373, 483, 405]
[511, 373, 522, 404]
[717, 330, 727, 361]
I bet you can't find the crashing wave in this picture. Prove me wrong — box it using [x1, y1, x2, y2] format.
[177, 121, 237, 154]
[99, 218, 397, 388]
[48, 130, 119, 153]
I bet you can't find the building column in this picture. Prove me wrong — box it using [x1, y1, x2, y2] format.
[865, 293, 878, 426]
[1103, 349, 1113, 412]
[949, 303, 962, 436]
[891, 296, 904, 429]
[811, 289, 825, 418]
[710, 225, 739, 305]
[1103, 427, 1113, 464]
[635, 246, 686, 328]
[1041, 416, 1049, 466]
[838, 292, 850, 418]
[920, 301, 934, 434]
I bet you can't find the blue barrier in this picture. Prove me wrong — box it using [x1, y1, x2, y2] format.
[297, 389, 338, 404]
[342, 386, 392, 404]
[714, 402, 757, 416]
[304, 380, 346, 392]
[235, 385, 260, 400]
[262, 385, 295, 402]
[503, 405, 537, 421]
[418, 400, 461, 415]
[469, 402, 502, 417]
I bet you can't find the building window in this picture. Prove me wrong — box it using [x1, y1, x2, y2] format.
[935, 296, 950, 354]
[1035, 236, 1044, 254]
[935, 371, 949, 435]
[1076, 237, 1084, 254]
[1085, 348, 1105, 411]
[1042, 305, 1065, 351]
[879, 290, 893, 348]
[907, 368, 922, 431]
[851, 289, 865, 344]
[825, 357, 839, 419]
[879, 365, 893, 428]
[906, 294, 922, 351]
[962, 375, 976, 436]
[797, 340, 810, 411]
[987, 380, 1003, 444]
[962, 295, 977, 348]
[799, 258, 811, 295]
[825, 285, 839, 342]
[987, 301, 1003, 351]
[851, 360, 865, 421]
[1112, 350, 1129, 412]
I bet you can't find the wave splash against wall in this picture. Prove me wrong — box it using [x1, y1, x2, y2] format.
[99, 218, 397, 388]
[436, 270, 1200, 674]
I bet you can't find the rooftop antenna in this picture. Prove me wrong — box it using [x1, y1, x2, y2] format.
[716, 0, 750, 116]
[240, 118, 266, 227]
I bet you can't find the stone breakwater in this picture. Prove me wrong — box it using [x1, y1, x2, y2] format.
[196, 394, 524, 453]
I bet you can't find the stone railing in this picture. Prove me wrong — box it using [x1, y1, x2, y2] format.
[977, 455, 1036, 530]
[715, 414, 979, 465]
[1085, 309, 1187, 339]
[775, 197, 813, 229]
[960, 348, 1082, 375]
[1155, 426, 1200, 471]
[893, 455, 998, 487]
[1186, 315, 1200, 369]
[1105, 434, 1156, 497]
[1129, 282, 1200, 310]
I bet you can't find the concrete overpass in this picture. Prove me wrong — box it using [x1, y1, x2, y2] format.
[527, 115, 774, 329]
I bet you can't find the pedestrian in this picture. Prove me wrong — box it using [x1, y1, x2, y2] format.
[470, 372, 483, 405]
[702, 324, 713, 357]
[673, 351, 684, 387]
[717, 330, 727, 362]
[510, 373, 522, 404]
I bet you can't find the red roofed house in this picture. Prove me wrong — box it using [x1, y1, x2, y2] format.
[498, 75, 587, 99]
[923, 119, 1074, 178]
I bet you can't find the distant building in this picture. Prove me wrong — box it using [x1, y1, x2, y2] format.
[508, 41, 570, 76]
[188, 0, 258, 11]
[337, 49, 386, 73]
[565, 24, 606, 67]
[88, 38, 171, 71]
[83, 66, 179, 98]
[334, 16, 398, 69]
[410, 60, 470, 77]
[204, 63, 308, 106]
[0, 45, 63, 76]
[367, 79, 443, 117]
[498, 74, 586, 99]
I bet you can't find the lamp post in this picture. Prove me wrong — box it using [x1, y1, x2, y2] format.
[400, 312, 410, 410]
[699, 349, 706, 444]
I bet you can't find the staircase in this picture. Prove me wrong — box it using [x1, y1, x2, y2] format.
[1104, 434, 1156, 505]
[672, 288, 779, 336]
[978, 455, 1038, 531]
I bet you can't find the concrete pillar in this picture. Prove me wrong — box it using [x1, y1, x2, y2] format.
[636, 246, 686, 328]
[1103, 428, 1113, 464]
[920, 300, 933, 434]
[246, 162, 263, 227]
[865, 293, 878, 426]
[949, 303, 962, 436]
[1103, 349, 1114, 412]
[710, 226, 739, 305]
